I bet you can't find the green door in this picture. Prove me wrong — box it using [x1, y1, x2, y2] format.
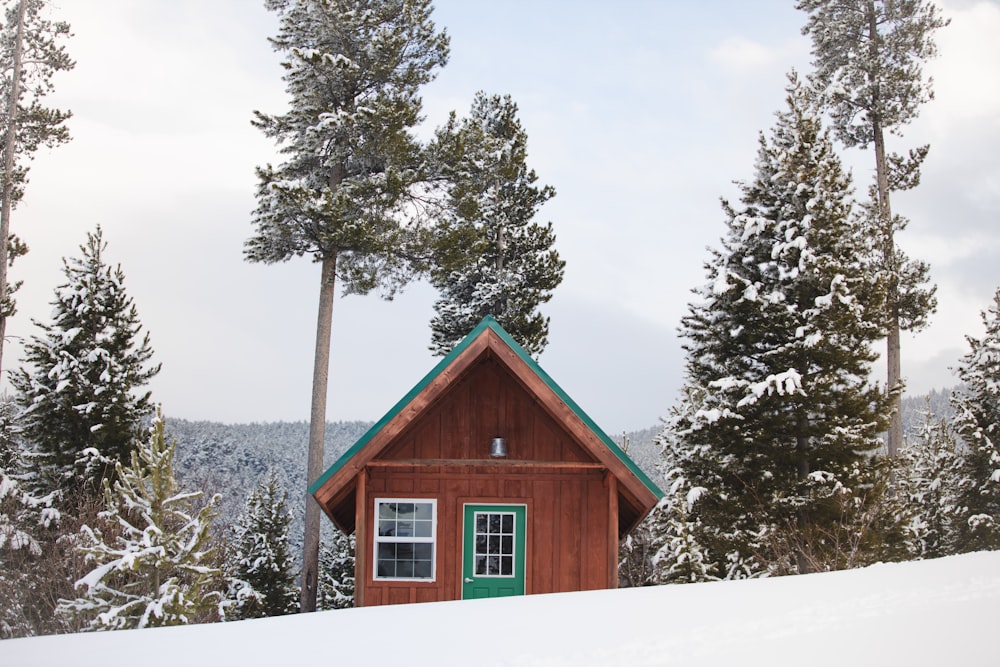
[462, 504, 526, 600]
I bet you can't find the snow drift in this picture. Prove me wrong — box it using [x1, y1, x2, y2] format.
[5, 551, 998, 666]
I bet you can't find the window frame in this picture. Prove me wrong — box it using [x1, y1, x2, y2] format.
[372, 497, 438, 582]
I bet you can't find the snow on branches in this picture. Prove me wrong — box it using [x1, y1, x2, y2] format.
[58, 410, 221, 631]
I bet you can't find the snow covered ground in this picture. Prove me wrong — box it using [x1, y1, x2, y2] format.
[5, 551, 998, 666]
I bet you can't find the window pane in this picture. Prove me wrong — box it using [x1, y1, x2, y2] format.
[378, 543, 396, 560]
[396, 520, 414, 537]
[501, 556, 513, 576]
[488, 535, 500, 554]
[397, 561, 414, 578]
[414, 503, 433, 520]
[413, 559, 432, 579]
[501, 514, 513, 534]
[379, 503, 397, 519]
[378, 520, 396, 536]
[476, 535, 487, 554]
[414, 520, 432, 538]
[502, 535, 513, 555]
[414, 543, 433, 560]
[476, 555, 487, 575]
[377, 560, 395, 578]
[489, 514, 501, 533]
[476, 514, 487, 533]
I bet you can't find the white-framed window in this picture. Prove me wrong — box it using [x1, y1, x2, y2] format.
[373, 498, 437, 581]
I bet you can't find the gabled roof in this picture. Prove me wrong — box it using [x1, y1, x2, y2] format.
[310, 316, 662, 533]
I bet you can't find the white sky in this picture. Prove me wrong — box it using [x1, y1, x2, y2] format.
[4, 0, 998, 434]
[4, 551, 999, 665]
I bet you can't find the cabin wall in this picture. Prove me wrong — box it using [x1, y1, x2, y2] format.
[358, 464, 614, 606]
[382, 356, 592, 465]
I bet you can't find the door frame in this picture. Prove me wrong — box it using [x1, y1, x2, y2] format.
[461, 503, 527, 600]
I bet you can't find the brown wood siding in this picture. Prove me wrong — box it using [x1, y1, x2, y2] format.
[359, 463, 609, 606]
[381, 357, 591, 466]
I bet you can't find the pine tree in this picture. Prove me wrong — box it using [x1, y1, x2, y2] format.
[893, 405, 962, 559]
[652, 388, 730, 583]
[317, 529, 354, 610]
[617, 513, 660, 588]
[0, 397, 60, 637]
[797, 0, 947, 456]
[12, 226, 159, 493]
[672, 73, 889, 576]
[225, 471, 298, 620]
[648, 484, 717, 585]
[429, 92, 563, 357]
[949, 289, 1000, 552]
[0, 0, 74, 373]
[57, 410, 222, 631]
[247, 0, 448, 612]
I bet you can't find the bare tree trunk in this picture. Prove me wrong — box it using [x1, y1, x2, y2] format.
[0, 0, 27, 377]
[867, 0, 902, 457]
[300, 252, 337, 613]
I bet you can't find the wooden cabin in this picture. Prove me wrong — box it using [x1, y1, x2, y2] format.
[309, 316, 662, 606]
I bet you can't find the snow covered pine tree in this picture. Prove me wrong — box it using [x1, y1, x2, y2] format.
[58, 410, 221, 630]
[950, 289, 1000, 552]
[893, 405, 963, 559]
[0, 397, 60, 637]
[317, 530, 355, 610]
[225, 471, 298, 619]
[428, 92, 563, 357]
[670, 73, 889, 577]
[247, 0, 449, 612]
[12, 226, 159, 493]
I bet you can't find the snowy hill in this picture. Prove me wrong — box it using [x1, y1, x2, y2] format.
[5, 551, 997, 666]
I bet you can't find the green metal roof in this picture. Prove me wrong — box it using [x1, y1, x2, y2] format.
[309, 316, 663, 500]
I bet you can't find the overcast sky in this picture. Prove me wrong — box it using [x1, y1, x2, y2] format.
[5, 0, 998, 435]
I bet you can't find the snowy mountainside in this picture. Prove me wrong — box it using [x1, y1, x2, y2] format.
[166, 419, 372, 539]
[6, 551, 998, 666]
[613, 425, 666, 488]
[901, 386, 956, 435]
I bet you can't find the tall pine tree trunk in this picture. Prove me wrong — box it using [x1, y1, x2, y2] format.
[301, 252, 337, 613]
[867, 0, 903, 457]
[0, 0, 27, 377]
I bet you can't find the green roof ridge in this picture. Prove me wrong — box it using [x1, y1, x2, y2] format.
[309, 316, 662, 500]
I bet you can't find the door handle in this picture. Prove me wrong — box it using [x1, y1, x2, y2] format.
[464, 578, 473, 583]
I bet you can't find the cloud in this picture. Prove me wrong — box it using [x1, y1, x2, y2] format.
[708, 36, 806, 74]
[926, 0, 1000, 128]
